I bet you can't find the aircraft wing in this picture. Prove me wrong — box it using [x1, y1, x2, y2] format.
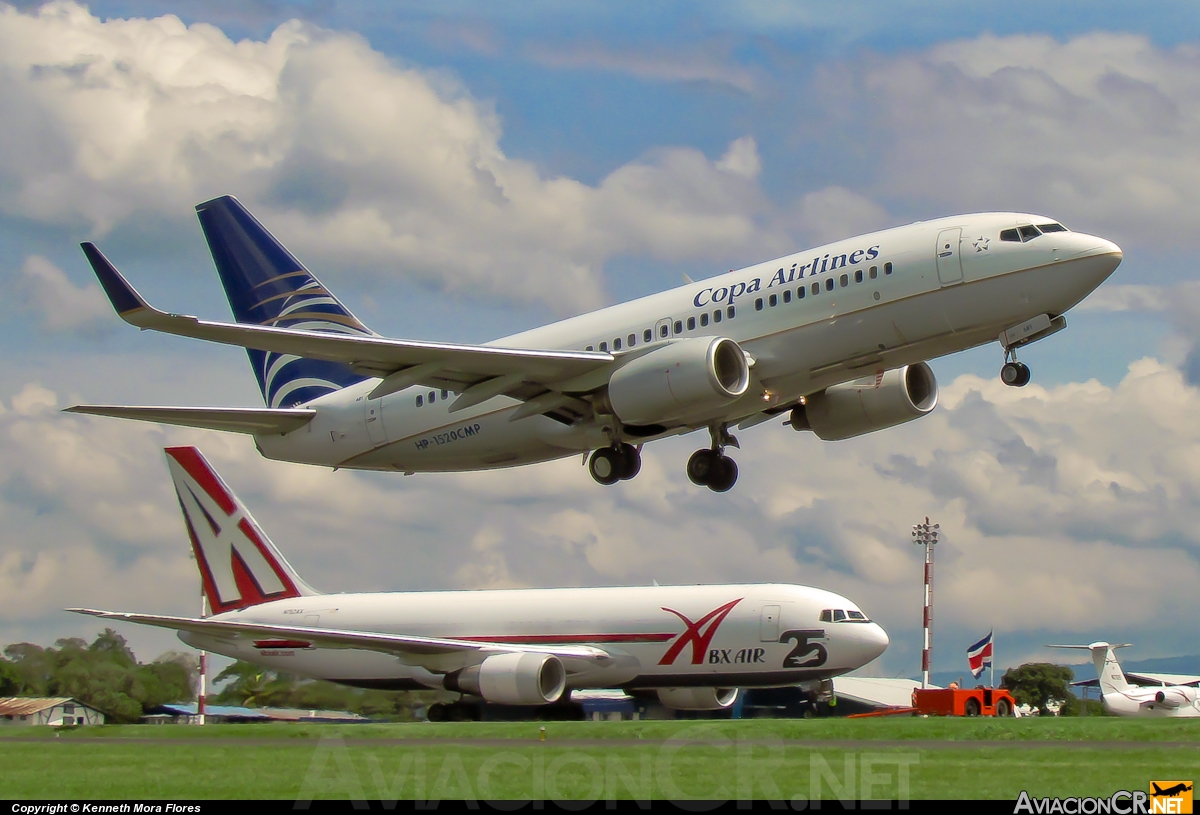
[68, 608, 616, 675]
[63, 406, 315, 435]
[82, 243, 614, 404]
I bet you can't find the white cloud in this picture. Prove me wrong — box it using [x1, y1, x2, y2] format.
[1075, 284, 1171, 313]
[527, 40, 763, 95]
[6, 351, 1200, 668]
[824, 32, 1200, 249]
[715, 136, 762, 180]
[16, 255, 110, 331]
[791, 186, 893, 247]
[0, 3, 789, 314]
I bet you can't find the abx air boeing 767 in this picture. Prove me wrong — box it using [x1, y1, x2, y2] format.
[70, 197, 1121, 491]
[73, 447, 889, 714]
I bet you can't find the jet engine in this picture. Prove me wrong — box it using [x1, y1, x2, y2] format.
[608, 337, 750, 426]
[449, 652, 566, 705]
[790, 363, 938, 441]
[656, 687, 739, 711]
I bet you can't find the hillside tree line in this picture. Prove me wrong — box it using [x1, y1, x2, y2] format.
[0, 630, 437, 722]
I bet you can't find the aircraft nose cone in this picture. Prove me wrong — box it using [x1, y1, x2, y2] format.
[865, 622, 890, 659]
[1096, 238, 1122, 260]
[847, 622, 889, 666]
[1071, 235, 1122, 261]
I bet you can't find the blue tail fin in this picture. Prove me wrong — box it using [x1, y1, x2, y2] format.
[195, 196, 371, 408]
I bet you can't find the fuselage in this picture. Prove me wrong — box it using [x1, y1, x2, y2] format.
[1101, 686, 1200, 718]
[180, 583, 888, 692]
[254, 212, 1120, 473]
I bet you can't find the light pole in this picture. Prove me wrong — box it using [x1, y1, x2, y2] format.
[912, 517, 940, 689]
[190, 550, 208, 726]
[198, 588, 208, 726]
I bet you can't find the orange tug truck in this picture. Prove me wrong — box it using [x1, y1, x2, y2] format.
[912, 687, 1017, 717]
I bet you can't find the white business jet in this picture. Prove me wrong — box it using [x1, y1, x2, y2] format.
[72, 447, 889, 713]
[69, 197, 1121, 491]
[1048, 642, 1200, 717]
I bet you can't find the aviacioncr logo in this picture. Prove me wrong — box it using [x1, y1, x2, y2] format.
[658, 599, 742, 665]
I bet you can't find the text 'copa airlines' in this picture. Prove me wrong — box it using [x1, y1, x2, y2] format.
[693, 245, 881, 309]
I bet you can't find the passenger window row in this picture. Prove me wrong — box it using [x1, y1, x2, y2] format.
[586, 305, 738, 352]
[415, 389, 450, 407]
[754, 262, 892, 312]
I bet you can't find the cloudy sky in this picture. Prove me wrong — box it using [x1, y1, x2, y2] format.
[3, 0, 1200, 683]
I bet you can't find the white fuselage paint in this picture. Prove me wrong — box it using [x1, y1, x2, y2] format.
[1100, 686, 1200, 718]
[254, 213, 1121, 473]
[180, 583, 888, 691]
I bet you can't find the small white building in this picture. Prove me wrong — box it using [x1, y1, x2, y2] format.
[0, 697, 106, 726]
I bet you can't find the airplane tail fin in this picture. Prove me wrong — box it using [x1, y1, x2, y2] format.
[1048, 642, 1132, 695]
[195, 195, 372, 408]
[165, 446, 320, 613]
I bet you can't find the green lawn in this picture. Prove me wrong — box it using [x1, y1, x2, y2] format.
[2, 718, 1196, 800]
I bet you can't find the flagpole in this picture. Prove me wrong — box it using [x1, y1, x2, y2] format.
[990, 630, 995, 688]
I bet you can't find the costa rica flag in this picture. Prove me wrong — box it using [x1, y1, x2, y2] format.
[967, 631, 993, 678]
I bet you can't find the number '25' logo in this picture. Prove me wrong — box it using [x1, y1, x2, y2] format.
[780, 629, 827, 668]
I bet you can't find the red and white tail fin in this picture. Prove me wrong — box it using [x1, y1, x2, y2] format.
[165, 447, 319, 612]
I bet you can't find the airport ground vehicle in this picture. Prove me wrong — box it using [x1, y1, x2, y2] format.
[912, 687, 1016, 717]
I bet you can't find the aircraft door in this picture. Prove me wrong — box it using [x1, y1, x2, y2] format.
[364, 398, 387, 446]
[654, 318, 672, 341]
[935, 228, 964, 286]
[759, 605, 781, 642]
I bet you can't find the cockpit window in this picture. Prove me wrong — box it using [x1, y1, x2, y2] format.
[1018, 224, 1042, 241]
[1036, 222, 1067, 233]
[832, 609, 846, 621]
[820, 609, 832, 622]
[847, 610, 867, 620]
[1000, 228, 1021, 242]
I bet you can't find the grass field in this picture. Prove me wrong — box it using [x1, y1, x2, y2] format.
[2, 717, 1197, 800]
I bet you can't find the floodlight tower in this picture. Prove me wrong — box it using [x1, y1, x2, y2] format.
[198, 589, 208, 726]
[190, 549, 208, 726]
[912, 517, 940, 689]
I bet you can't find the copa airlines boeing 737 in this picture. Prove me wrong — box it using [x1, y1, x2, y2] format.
[1049, 643, 1200, 718]
[69, 196, 1121, 491]
[72, 447, 889, 713]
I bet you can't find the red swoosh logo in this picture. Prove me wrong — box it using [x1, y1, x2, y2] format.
[658, 599, 742, 665]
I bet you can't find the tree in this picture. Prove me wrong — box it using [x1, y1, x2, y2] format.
[1001, 663, 1075, 715]
[213, 661, 293, 707]
[88, 629, 136, 667]
[1, 630, 197, 723]
[0, 659, 21, 695]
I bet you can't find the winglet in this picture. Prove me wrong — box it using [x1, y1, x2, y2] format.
[80, 242, 151, 318]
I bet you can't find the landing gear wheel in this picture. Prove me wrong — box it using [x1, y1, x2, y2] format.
[687, 449, 717, 486]
[427, 703, 446, 722]
[707, 456, 738, 493]
[618, 443, 641, 480]
[588, 448, 622, 486]
[1000, 361, 1031, 387]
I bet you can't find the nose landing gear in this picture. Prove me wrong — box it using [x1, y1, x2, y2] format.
[687, 425, 739, 492]
[1000, 349, 1031, 388]
[588, 443, 641, 485]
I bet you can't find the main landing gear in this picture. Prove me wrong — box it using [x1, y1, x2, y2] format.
[588, 443, 642, 485]
[1000, 348, 1031, 388]
[687, 425, 739, 493]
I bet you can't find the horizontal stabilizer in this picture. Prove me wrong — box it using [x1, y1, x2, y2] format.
[64, 405, 315, 435]
[67, 609, 613, 674]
